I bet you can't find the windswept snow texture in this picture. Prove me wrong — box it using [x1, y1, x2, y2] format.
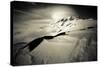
[12, 1, 97, 66]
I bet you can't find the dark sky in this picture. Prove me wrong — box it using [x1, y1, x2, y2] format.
[71, 5, 97, 19]
[11, 1, 97, 20]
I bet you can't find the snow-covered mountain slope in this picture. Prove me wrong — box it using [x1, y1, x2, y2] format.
[14, 16, 97, 65]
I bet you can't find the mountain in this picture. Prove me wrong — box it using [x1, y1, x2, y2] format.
[14, 16, 97, 65]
